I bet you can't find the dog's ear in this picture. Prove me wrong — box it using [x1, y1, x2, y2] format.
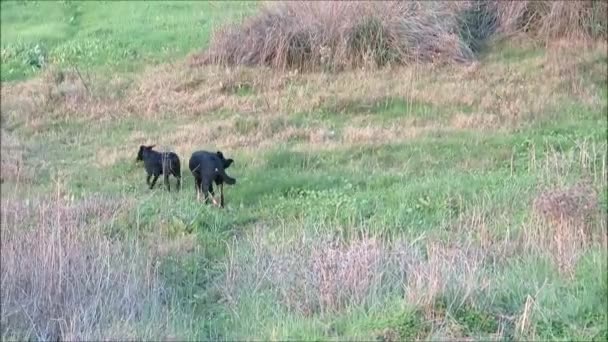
[146, 144, 156, 150]
[136, 145, 145, 161]
[216, 151, 225, 159]
[225, 158, 234, 168]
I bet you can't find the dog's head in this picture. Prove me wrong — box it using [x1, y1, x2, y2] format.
[216, 151, 234, 169]
[136, 145, 155, 161]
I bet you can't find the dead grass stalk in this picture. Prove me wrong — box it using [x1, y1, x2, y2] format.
[0, 193, 166, 340]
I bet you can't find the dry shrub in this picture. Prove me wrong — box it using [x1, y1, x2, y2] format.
[533, 182, 599, 226]
[519, 140, 608, 277]
[197, 0, 606, 71]
[404, 241, 488, 318]
[0, 194, 166, 341]
[491, 1, 608, 41]
[310, 237, 386, 313]
[223, 227, 491, 325]
[528, 182, 604, 276]
[223, 230, 412, 316]
[267, 235, 400, 315]
[198, 1, 477, 71]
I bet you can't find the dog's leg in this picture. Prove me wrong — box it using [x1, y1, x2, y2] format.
[202, 179, 212, 205]
[209, 183, 219, 206]
[220, 183, 225, 208]
[146, 174, 151, 185]
[208, 184, 218, 207]
[150, 175, 159, 189]
[195, 178, 202, 202]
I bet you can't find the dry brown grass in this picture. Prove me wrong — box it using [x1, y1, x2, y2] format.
[0, 193, 168, 341]
[45, 38, 600, 173]
[491, 1, 608, 42]
[0, 129, 29, 184]
[91, 115, 446, 167]
[223, 229, 404, 316]
[1, 40, 603, 132]
[222, 226, 493, 323]
[533, 181, 599, 227]
[221, 225, 516, 340]
[528, 181, 604, 276]
[450, 113, 501, 130]
[404, 240, 488, 317]
[340, 123, 444, 146]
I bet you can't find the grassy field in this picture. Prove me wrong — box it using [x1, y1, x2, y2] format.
[1, 1, 607, 341]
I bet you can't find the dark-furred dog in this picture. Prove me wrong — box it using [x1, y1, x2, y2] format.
[136, 145, 181, 191]
[188, 150, 236, 207]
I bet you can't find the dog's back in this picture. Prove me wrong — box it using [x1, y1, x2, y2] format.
[137, 145, 181, 191]
[142, 149, 162, 175]
[189, 150, 236, 185]
[188, 151, 215, 176]
[162, 151, 181, 175]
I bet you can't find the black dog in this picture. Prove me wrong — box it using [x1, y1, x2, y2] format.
[136, 145, 181, 191]
[189, 150, 236, 207]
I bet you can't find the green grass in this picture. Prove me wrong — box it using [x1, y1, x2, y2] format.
[1, 1, 607, 341]
[6, 95, 605, 339]
[1, 0, 255, 81]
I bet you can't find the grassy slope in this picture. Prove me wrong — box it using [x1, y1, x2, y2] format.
[1, 1, 607, 341]
[0, 0, 254, 81]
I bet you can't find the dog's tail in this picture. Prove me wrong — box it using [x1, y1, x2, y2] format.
[217, 168, 236, 185]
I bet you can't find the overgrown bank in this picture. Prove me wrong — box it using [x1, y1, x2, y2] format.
[197, 1, 607, 71]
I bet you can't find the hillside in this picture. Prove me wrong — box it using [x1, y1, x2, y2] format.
[1, 1, 607, 341]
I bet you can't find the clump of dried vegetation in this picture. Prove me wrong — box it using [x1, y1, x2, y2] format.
[0, 193, 167, 341]
[222, 228, 487, 321]
[533, 181, 599, 227]
[529, 181, 605, 276]
[223, 232, 393, 316]
[197, 2, 475, 70]
[196, 0, 607, 71]
[491, 1, 608, 40]
[264, 235, 404, 315]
